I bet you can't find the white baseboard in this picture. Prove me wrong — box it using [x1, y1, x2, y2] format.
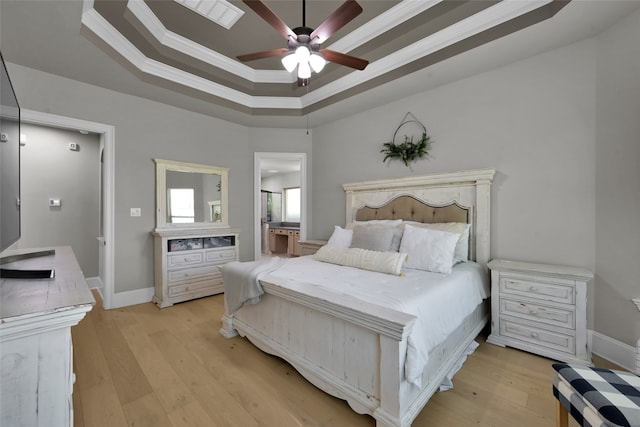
[110, 287, 155, 309]
[85, 276, 103, 289]
[589, 329, 637, 372]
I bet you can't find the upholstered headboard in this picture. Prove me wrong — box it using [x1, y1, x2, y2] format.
[343, 169, 495, 267]
[354, 195, 469, 224]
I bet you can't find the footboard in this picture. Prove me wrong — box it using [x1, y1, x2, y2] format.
[220, 276, 418, 427]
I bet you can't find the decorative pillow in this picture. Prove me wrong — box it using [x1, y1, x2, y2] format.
[353, 219, 403, 226]
[345, 219, 403, 229]
[350, 224, 397, 252]
[314, 246, 407, 276]
[326, 226, 353, 248]
[404, 221, 470, 263]
[399, 224, 460, 274]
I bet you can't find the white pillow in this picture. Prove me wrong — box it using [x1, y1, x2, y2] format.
[346, 219, 403, 229]
[327, 226, 353, 248]
[404, 222, 470, 263]
[314, 246, 407, 275]
[399, 224, 460, 274]
[350, 224, 396, 252]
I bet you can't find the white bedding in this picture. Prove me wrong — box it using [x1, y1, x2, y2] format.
[259, 256, 489, 387]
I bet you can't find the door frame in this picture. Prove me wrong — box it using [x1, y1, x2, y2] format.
[253, 152, 307, 260]
[21, 109, 116, 309]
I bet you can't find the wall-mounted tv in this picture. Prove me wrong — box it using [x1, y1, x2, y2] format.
[0, 51, 21, 254]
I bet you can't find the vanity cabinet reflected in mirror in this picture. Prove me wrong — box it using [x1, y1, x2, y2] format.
[154, 158, 229, 229]
[152, 159, 239, 308]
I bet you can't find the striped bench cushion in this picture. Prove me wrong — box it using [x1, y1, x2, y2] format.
[552, 363, 640, 427]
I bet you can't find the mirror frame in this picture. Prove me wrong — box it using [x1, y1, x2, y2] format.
[154, 158, 229, 229]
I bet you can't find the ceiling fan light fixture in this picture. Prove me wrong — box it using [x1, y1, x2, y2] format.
[309, 53, 326, 73]
[297, 60, 311, 79]
[294, 45, 311, 61]
[281, 53, 298, 72]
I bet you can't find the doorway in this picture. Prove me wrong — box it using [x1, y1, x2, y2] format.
[21, 109, 115, 309]
[253, 152, 306, 260]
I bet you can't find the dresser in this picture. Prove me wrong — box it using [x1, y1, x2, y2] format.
[152, 227, 240, 308]
[487, 259, 593, 365]
[0, 246, 95, 427]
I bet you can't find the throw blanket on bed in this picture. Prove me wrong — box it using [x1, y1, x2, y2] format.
[223, 257, 287, 315]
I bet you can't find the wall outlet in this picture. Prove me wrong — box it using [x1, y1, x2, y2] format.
[130, 208, 141, 217]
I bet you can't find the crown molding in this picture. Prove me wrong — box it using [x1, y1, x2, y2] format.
[82, 0, 554, 113]
[126, 0, 294, 84]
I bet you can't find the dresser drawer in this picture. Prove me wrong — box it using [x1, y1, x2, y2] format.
[168, 251, 204, 268]
[169, 276, 223, 296]
[168, 265, 221, 283]
[500, 297, 575, 329]
[206, 248, 236, 263]
[500, 277, 574, 305]
[500, 318, 575, 355]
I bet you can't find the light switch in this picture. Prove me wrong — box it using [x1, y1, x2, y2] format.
[130, 208, 141, 217]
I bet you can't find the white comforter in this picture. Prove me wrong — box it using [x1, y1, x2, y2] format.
[261, 256, 489, 387]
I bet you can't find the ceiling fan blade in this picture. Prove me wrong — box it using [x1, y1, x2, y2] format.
[310, 0, 362, 43]
[321, 49, 368, 70]
[242, 0, 296, 39]
[237, 48, 289, 62]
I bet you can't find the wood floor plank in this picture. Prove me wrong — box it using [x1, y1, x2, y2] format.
[149, 328, 261, 427]
[121, 393, 174, 427]
[72, 292, 624, 427]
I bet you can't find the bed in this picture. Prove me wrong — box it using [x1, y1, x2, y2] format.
[220, 169, 496, 427]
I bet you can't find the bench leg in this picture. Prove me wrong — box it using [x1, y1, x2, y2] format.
[556, 400, 568, 427]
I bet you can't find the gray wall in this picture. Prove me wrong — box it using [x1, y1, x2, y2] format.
[18, 123, 100, 277]
[310, 11, 640, 347]
[7, 65, 310, 294]
[4, 8, 638, 348]
[594, 9, 640, 347]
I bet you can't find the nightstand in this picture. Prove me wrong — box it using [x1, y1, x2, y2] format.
[487, 259, 593, 365]
[298, 240, 327, 256]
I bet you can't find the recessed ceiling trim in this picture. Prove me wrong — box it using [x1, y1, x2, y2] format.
[82, 5, 302, 110]
[301, 0, 555, 107]
[82, 0, 557, 113]
[126, 0, 294, 84]
[326, 0, 442, 53]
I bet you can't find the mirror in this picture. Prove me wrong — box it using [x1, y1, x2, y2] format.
[154, 158, 229, 229]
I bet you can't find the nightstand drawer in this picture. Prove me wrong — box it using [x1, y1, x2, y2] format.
[500, 298, 575, 329]
[500, 318, 575, 354]
[500, 277, 574, 305]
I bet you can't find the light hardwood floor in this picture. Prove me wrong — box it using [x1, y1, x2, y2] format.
[72, 290, 621, 427]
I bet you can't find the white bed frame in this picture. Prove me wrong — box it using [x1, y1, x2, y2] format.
[220, 169, 495, 427]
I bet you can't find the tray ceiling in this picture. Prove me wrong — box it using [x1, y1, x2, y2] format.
[81, 0, 569, 116]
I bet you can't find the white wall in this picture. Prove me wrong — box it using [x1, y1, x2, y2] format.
[594, 8, 640, 346]
[19, 123, 101, 277]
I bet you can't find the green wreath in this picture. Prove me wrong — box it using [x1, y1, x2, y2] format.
[380, 116, 431, 166]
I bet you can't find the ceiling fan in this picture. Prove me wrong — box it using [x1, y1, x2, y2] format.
[237, 0, 369, 87]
